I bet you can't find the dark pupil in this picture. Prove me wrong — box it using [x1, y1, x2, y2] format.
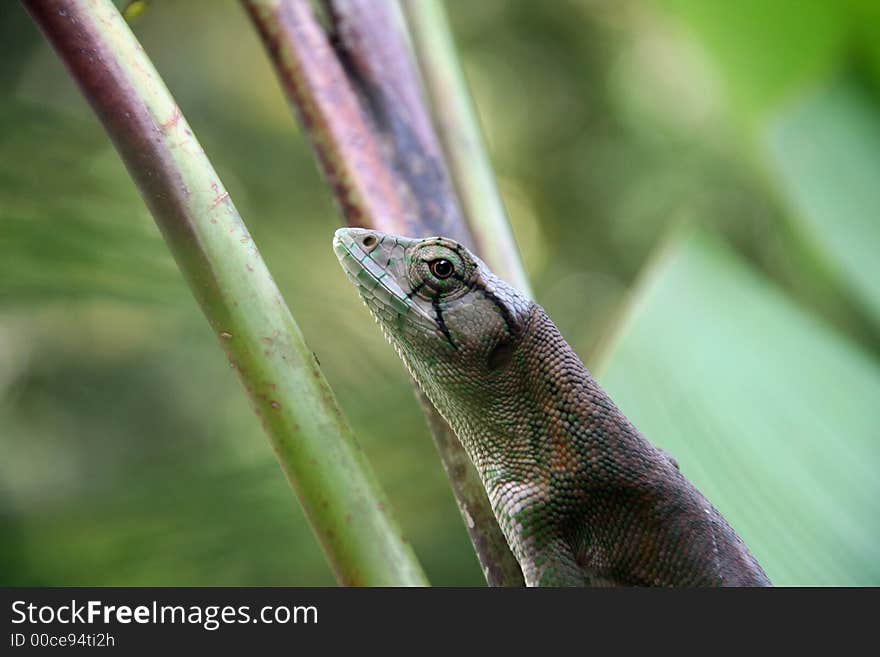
[430, 259, 454, 279]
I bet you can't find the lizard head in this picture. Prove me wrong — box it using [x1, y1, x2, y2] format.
[333, 227, 533, 408]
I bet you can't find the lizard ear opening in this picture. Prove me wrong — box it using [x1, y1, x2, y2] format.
[487, 339, 515, 370]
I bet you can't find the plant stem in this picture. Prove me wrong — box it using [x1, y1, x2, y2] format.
[24, 0, 427, 586]
[401, 0, 532, 297]
[244, 0, 524, 585]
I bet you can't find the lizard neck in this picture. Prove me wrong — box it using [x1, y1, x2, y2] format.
[411, 299, 770, 586]
[424, 304, 644, 542]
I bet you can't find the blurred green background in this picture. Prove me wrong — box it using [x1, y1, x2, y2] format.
[1, 0, 878, 586]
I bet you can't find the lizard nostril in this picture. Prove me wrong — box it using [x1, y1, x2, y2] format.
[362, 234, 378, 250]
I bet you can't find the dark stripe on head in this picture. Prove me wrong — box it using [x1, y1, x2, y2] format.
[432, 294, 457, 349]
[471, 281, 518, 338]
[404, 280, 427, 301]
[447, 242, 468, 261]
[445, 269, 517, 338]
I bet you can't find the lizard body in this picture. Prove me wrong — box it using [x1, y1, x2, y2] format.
[333, 227, 770, 587]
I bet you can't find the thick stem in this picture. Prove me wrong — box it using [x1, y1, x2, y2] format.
[244, 0, 524, 585]
[401, 0, 532, 297]
[324, 0, 469, 244]
[24, 0, 427, 586]
[244, 0, 404, 229]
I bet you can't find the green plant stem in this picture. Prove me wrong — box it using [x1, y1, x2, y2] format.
[24, 0, 427, 586]
[401, 0, 533, 298]
[244, 0, 524, 586]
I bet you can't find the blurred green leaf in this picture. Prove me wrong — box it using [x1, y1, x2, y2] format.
[0, 100, 184, 307]
[654, 0, 848, 122]
[0, 5, 41, 86]
[764, 78, 880, 327]
[597, 229, 880, 585]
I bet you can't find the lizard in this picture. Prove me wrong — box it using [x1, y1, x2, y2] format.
[333, 227, 771, 587]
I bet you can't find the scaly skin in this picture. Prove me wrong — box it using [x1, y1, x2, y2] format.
[333, 227, 770, 587]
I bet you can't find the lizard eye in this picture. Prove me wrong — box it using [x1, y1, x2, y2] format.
[429, 259, 454, 279]
[407, 240, 473, 299]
